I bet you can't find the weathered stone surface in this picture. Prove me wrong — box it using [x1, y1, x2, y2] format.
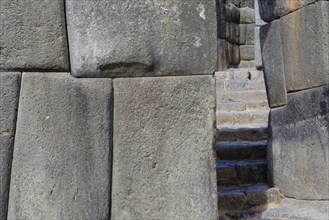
[268, 84, 329, 200]
[0, 0, 69, 71]
[239, 24, 255, 45]
[66, 0, 216, 77]
[261, 198, 329, 219]
[260, 21, 287, 108]
[8, 73, 112, 219]
[217, 0, 227, 39]
[0, 72, 21, 219]
[239, 45, 255, 60]
[112, 76, 217, 219]
[240, 7, 255, 24]
[226, 22, 240, 44]
[217, 39, 229, 71]
[258, 0, 318, 22]
[280, 1, 329, 92]
[225, 3, 240, 23]
[255, 27, 262, 69]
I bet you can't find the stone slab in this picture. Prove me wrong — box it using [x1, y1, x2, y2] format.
[255, 27, 262, 69]
[258, 0, 318, 22]
[0, 72, 21, 219]
[261, 198, 329, 220]
[8, 73, 112, 219]
[112, 76, 217, 219]
[239, 45, 255, 61]
[280, 1, 329, 92]
[239, 24, 255, 45]
[240, 7, 255, 24]
[260, 21, 287, 108]
[66, 0, 216, 77]
[0, 0, 69, 71]
[268, 84, 329, 200]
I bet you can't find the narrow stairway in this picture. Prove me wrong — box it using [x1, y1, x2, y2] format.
[216, 127, 283, 220]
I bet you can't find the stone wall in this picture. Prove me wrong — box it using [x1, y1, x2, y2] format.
[0, 1, 218, 219]
[259, 0, 329, 200]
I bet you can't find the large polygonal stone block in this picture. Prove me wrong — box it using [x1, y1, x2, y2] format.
[0, 72, 21, 219]
[0, 0, 69, 71]
[112, 76, 217, 219]
[280, 1, 329, 92]
[260, 21, 287, 108]
[66, 0, 216, 77]
[258, 0, 318, 22]
[8, 73, 112, 219]
[268, 84, 329, 200]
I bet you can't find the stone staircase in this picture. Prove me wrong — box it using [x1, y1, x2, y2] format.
[216, 68, 269, 129]
[216, 128, 283, 220]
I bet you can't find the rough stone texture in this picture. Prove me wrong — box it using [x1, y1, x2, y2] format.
[255, 27, 262, 69]
[268, 84, 329, 200]
[239, 24, 255, 45]
[226, 3, 240, 23]
[260, 21, 287, 108]
[239, 45, 255, 60]
[258, 0, 318, 22]
[0, 72, 21, 219]
[217, 39, 229, 71]
[8, 73, 112, 219]
[0, 0, 69, 71]
[112, 76, 217, 219]
[261, 198, 329, 220]
[66, 0, 216, 77]
[217, 0, 227, 39]
[280, 1, 329, 92]
[240, 7, 255, 24]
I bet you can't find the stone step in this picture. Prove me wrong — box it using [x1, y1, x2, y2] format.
[218, 184, 283, 212]
[217, 127, 268, 142]
[217, 101, 269, 112]
[216, 111, 269, 128]
[216, 90, 268, 102]
[216, 80, 267, 92]
[216, 141, 267, 161]
[217, 160, 267, 186]
[215, 69, 265, 81]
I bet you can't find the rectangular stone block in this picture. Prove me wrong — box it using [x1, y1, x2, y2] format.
[225, 3, 240, 24]
[226, 22, 240, 44]
[217, 39, 229, 71]
[258, 0, 318, 22]
[239, 24, 255, 45]
[112, 76, 217, 219]
[240, 7, 255, 24]
[280, 1, 329, 92]
[260, 21, 287, 108]
[0, 0, 69, 71]
[268, 84, 329, 200]
[66, 0, 216, 77]
[8, 73, 112, 219]
[239, 45, 255, 60]
[255, 27, 263, 69]
[0, 72, 21, 219]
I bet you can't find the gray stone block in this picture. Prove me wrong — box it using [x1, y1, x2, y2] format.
[255, 27, 262, 69]
[112, 76, 217, 219]
[239, 24, 255, 45]
[240, 7, 255, 24]
[217, 0, 227, 39]
[268, 84, 329, 200]
[0, 72, 21, 220]
[0, 0, 69, 71]
[239, 45, 255, 61]
[258, 0, 318, 22]
[226, 22, 240, 44]
[8, 73, 112, 219]
[260, 21, 287, 108]
[66, 0, 216, 77]
[217, 39, 229, 71]
[225, 3, 240, 23]
[280, 1, 329, 92]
